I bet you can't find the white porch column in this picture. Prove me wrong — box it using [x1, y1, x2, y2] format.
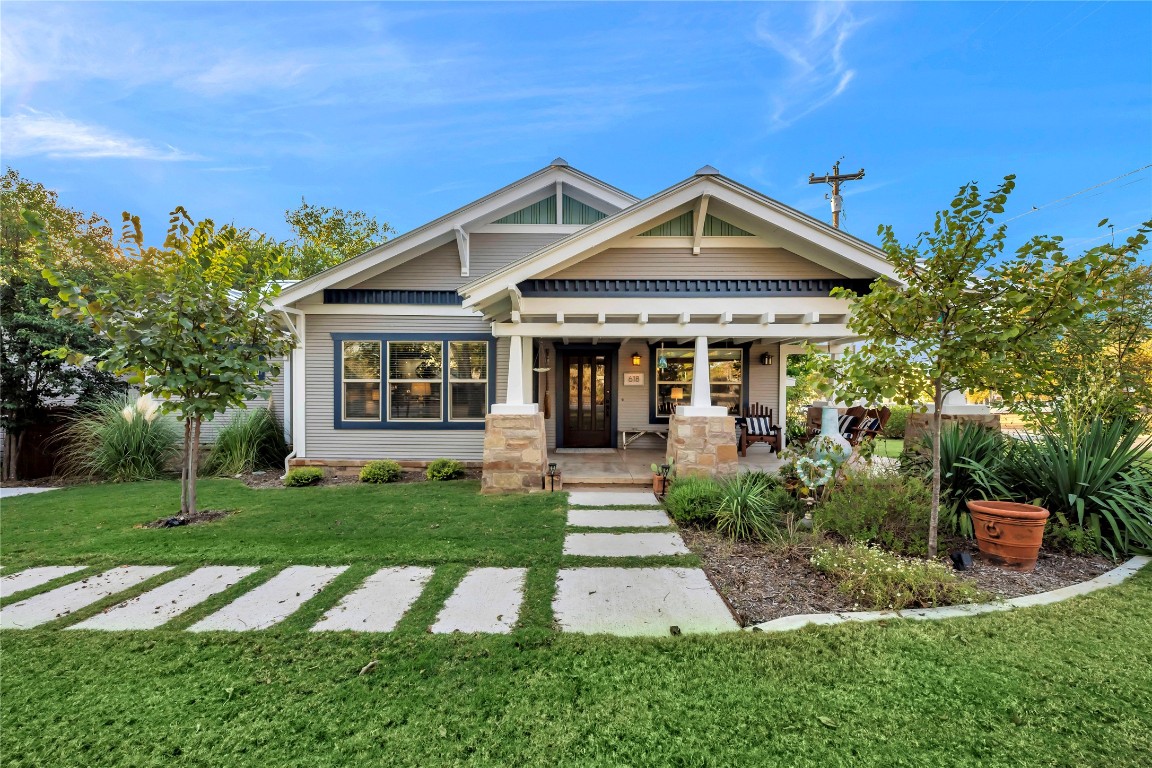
[290, 313, 306, 455]
[492, 334, 538, 414]
[677, 335, 727, 416]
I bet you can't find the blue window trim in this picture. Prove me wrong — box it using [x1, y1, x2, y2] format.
[647, 342, 751, 424]
[332, 332, 496, 430]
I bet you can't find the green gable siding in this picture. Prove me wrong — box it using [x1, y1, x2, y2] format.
[703, 215, 754, 236]
[562, 195, 607, 225]
[495, 196, 557, 224]
[638, 211, 694, 237]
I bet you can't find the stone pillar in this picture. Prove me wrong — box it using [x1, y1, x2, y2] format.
[481, 411, 548, 494]
[667, 412, 739, 478]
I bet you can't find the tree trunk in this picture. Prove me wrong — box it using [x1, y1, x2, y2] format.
[189, 416, 201, 516]
[928, 382, 944, 559]
[3, 430, 16, 481]
[180, 419, 192, 515]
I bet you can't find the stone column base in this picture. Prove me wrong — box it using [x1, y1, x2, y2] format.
[667, 413, 739, 478]
[481, 412, 548, 494]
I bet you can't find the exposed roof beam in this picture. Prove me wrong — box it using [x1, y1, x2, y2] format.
[596, 312, 606, 325]
[454, 226, 470, 277]
[692, 194, 711, 255]
[720, 311, 732, 325]
[555, 312, 565, 324]
[510, 310, 521, 324]
[760, 312, 776, 324]
[803, 312, 820, 325]
[679, 312, 691, 325]
[639, 312, 649, 324]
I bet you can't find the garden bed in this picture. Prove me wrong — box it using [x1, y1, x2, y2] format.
[237, 467, 483, 489]
[682, 527, 1116, 627]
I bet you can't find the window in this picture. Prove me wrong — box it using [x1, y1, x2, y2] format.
[388, 341, 443, 420]
[342, 341, 381, 420]
[653, 347, 743, 418]
[449, 341, 488, 421]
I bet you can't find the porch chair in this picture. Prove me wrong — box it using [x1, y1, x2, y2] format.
[846, 406, 891, 446]
[737, 403, 781, 456]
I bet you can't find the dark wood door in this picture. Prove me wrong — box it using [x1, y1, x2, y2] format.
[561, 351, 613, 447]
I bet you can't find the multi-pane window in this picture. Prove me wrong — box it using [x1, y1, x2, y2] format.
[449, 341, 488, 421]
[387, 342, 443, 420]
[654, 347, 743, 417]
[342, 341, 381, 420]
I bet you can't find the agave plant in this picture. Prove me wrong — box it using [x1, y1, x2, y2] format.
[999, 414, 1152, 557]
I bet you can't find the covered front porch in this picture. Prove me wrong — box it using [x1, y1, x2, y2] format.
[553, 447, 785, 486]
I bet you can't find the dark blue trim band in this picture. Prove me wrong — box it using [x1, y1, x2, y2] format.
[518, 278, 874, 297]
[324, 289, 463, 305]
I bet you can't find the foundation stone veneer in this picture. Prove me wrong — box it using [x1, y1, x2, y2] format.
[667, 413, 739, 478]
[481, 412, 548, 493]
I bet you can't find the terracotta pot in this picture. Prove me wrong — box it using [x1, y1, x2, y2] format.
[966, 500, 1050, 572]
[652, 474, 667, 495]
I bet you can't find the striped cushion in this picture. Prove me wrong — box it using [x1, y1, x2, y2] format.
[860, 417, 881, 433]
[745, 416, 775, 435]
[838, 414, 857, 434]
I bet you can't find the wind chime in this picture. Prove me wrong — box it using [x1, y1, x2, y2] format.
[532, 341, 552, 419]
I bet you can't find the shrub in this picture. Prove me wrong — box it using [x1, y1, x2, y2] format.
[715, 472, 780, 541]
[360, 460, 402, 483]
[59, 395, 180, 482]
[426, 458, 465, 481]
[663, 475, 722, 526]
[816, 473, 932, 554]
[882, 405, 914, 439]
[204, 408, 288, 476]
[283, 467, 324, 487]
[810, 543, 987, 610]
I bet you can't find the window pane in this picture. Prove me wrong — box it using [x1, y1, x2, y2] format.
[389, 382, 442, 420]
[343, 341, 381, 380]
[449, 341, 487, 380]
[709, 356, 742, 383]
[345, 382, 381, 419]
[451, 382, 487, 420]
[657, 383, 691, 415]
[656, 349, 693, 384]
[389, 342, 442, 380]
[711, 383, 741, 415]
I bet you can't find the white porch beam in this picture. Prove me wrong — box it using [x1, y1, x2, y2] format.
[491, 321, 857, 339]
[596, 312, 606, 325]
[760, 312, 776, 324]
[555, 312, 565, 324]
[454, 226, 470, 277]
[679, 312, 691, 325]
[692, 194, 711, 255]
[803, 312, 820, 325]
[720, 311, 732, 325]
[518, 296, 851, 317]
[639, 312, 649, 324]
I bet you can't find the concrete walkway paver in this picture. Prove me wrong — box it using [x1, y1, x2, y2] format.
[431, 567, 526, 634]
[70, 566, 259, 631]
[554, 567, 738, 636]
[188, 565, 347, 632]
[567, 490, 659, 508]
[0, 566, 173, 629]
[0, 487, 60, 498]
[312, 566, 434, 632]
[0, 566, 87, 599]
[567, 509, 672, 528]
[564, 532, 690, 557]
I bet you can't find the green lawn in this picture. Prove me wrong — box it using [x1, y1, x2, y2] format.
[2, 479, 1150, 766]
[872, 437, 904, 458]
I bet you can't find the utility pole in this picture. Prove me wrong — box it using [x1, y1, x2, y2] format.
[808, 158, 865, 229]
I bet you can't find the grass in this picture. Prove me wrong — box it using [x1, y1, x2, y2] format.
[0, 479, 566, 570]
[872, 437, 904, 458]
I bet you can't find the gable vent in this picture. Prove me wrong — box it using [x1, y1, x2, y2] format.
[495, 195, 557, 224]
[637, 212, 754, 237]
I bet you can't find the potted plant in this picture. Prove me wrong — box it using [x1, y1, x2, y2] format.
[966, 500, 1050, 572]
[650, 460, 673, 496]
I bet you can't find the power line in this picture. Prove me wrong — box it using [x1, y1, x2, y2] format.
[1003, 163, 1152, 223]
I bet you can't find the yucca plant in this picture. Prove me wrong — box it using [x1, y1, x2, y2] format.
[1000, 413, 1152, 557]
[714, 471, 779, 541]
[204, 408, 288, 476]
[59, 394, 181, 482]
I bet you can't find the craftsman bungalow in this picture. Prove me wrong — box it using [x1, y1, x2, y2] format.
[271, 160, 896, 489]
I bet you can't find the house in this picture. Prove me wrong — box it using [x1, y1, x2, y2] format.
[271, 159, 896, 490]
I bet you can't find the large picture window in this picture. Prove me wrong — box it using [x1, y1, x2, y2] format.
[449, 341, 488, 421]
[342, 341, 381, 420]
[653, 347, 743, 418]
[388, 341, 443, 420]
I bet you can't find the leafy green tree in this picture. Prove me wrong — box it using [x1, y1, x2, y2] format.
[282, 198, 392, 278]
[45, 208, 296, 515]
[814, 176, 1145, 557]
[0, 168, 124, 479]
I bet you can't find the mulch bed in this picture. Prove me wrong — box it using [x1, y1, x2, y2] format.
[682, 527, 1118, 627]
[141, 509, 235, 528]
[237, 468, 482, 489]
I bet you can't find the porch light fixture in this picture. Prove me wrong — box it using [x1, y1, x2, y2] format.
[631, 352, 642, 366]
[760, 352, 775, 366]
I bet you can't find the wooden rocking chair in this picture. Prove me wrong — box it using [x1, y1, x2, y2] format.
[845, 406, 891, 446]
[738, 403, 781, 456]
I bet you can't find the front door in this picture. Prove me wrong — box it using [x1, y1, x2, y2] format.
[561, 351, 613, 447]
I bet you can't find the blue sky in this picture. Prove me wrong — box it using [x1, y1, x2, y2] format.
[3, 1, 1150, 256]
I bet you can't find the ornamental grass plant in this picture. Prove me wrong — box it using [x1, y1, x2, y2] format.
[204, 408, 288, 476]
[58, 394, 180, 482]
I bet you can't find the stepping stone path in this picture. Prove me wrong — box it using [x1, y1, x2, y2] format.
[0, 566, 173, 629]
[557, 488, 738, 635]
[431, 567, 527, 634]
[0, 566, 86, 599]
[70, 566, 259, 631]
[313, 567, 433, 633]
[188, 566, 347, 632]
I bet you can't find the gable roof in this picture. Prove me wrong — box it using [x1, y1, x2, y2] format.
[274, 159, 637, 306]
[458, 167, 897, 311]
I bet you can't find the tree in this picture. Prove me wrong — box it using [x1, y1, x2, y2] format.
[282, 198, 392, 278]
[0, 169, 125, 479]
[45, 208, 296, 515]
[814, 176, 1145, 557]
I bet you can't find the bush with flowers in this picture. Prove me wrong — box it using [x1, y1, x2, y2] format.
[810, 542, 987, 610]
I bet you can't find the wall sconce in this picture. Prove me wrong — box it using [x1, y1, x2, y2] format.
[631, 352, 642, 366]
[759, 353, 775, 366]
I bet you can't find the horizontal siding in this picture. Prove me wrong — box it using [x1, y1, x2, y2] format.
[304, 314, 493, 461]
[349, 233, 565, 292]
[549, 247, 840, 280]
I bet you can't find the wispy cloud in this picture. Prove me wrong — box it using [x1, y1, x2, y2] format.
[1, 110, 195, 161]
[754, 2, 863, 130]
